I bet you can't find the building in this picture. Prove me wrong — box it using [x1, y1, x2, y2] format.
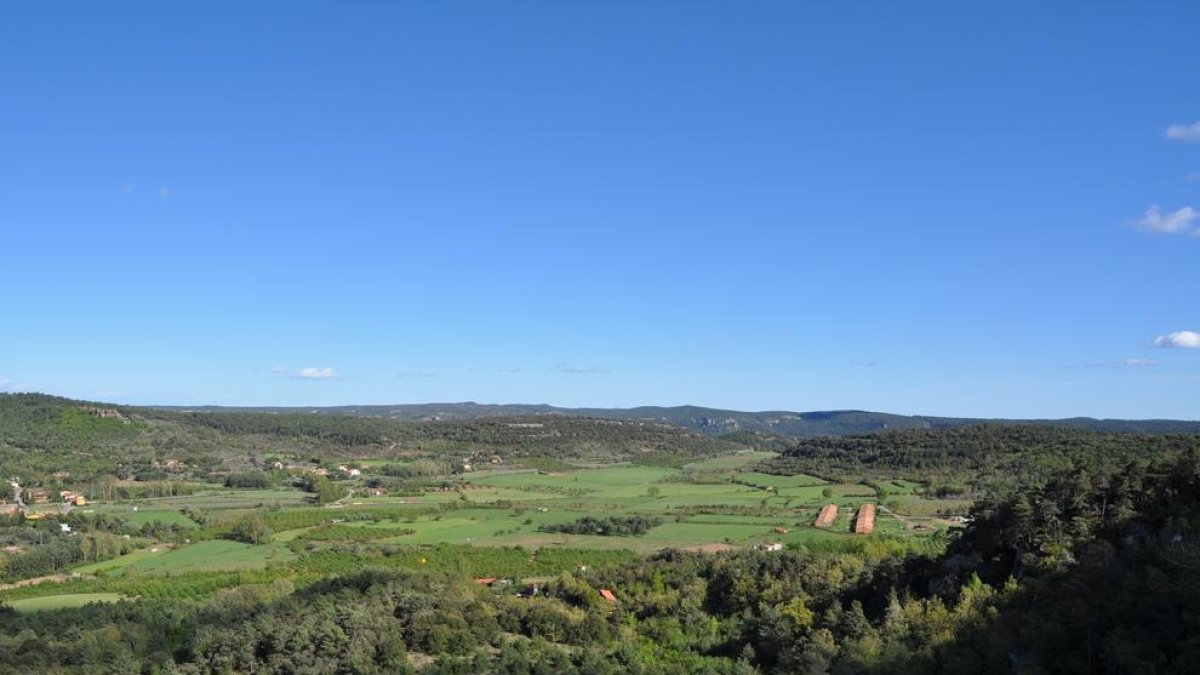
[598, 589, 617, 604]
[854, 503, 876, 535]
[814, 503, 838, 529]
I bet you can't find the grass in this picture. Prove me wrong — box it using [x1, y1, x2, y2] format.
[83, 540, 294, 576]
[684, 451, 777, 470]
[113, 508, 198, 528]
[5, 593, 124, 613]
[734, 472, 828, 488]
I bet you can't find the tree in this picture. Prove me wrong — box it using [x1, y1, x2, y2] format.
[227, 513, 273, 545]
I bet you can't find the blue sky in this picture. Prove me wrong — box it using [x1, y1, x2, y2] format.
[2, 2, 1198, 418]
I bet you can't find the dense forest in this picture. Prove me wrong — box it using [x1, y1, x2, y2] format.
[2, 449, 1199, 673]
[757, 424, 1200, 492]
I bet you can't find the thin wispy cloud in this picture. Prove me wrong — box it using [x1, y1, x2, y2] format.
[498, 367, 522, 373]
[396, 371, 437, 378]
[552, 363, 610, 374]
[1164, 121, 1200, 142]
[1073, 358, 1159, 369]
[120, 184, 136, 194]
[1132, 205, 1198, 235]
[266, 366, 341, 379]
[850, 358, 878, 367]
[0, 378, 16, 390]
[156, 187, 172, 200]
[1151, 331, 1200, 349]
[1183, 172, 1200, 183]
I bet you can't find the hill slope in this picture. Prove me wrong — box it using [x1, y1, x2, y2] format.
[0, 393, 741, 486]
[159, 402, 1200, 437]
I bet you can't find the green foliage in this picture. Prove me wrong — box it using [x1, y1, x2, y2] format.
[224, 472, 272, 489]
[225, 513, 273, 545]
[540, 515, 664, 536]
[299, 474, 348, 504]
[760, 423, 1200, 492]
[3, 446, 1200, 675]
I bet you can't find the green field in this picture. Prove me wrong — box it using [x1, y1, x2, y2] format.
[37, 454, 962, 582]
[81, 540, 294, 576]
[101, 507, 200, 528]
[5, 593, 125, 613]
[683, 451, 777, 470]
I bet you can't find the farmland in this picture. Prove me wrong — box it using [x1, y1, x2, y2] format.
[0, 455, 958, 600]
[1, 395, 1198, 673]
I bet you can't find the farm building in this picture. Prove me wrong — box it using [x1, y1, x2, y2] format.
[814, 503, 838, 528]
[854, 503, 876, 534]
[599, 589, 617, 604]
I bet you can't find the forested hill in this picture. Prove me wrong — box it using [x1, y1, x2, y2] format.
[0, 393, 741, 485]
[158, 401, 1200, 437]
[758, 424, 1200, 492]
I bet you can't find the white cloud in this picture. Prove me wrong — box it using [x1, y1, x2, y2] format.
[157, 187, 172, 200]
[1151, 331, 1200, 349]
[1122, 358, 1158, 367]
[1133, 205, 1199, 234]
[293, 367, 339, 379]
[120, 184, 136, 194]
[498, 367, 522, 373]
[0, 378, 16, 390]
[1165, 121, 1200, 142]
[1184, 172, 1200, 183]
[552, 363, 609, 374]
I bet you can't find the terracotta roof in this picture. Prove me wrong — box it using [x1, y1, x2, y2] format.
[854, 503, 876, 534]
[814, 503, 838, 528]
[599, 589, 617, 603]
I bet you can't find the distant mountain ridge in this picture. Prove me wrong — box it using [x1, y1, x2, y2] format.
[158, 402, 1200, 437]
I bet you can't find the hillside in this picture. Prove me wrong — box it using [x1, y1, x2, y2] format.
[158, 401, 1200, 437]
[0, 393, 741, 487]
[758, 423, 1200, 492]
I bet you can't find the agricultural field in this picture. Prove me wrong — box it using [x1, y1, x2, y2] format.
[7, 456, 962, 586]
[5, 592, 125, 613]
[0, 442, 973, 622]
[78, 539, 295, 576]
